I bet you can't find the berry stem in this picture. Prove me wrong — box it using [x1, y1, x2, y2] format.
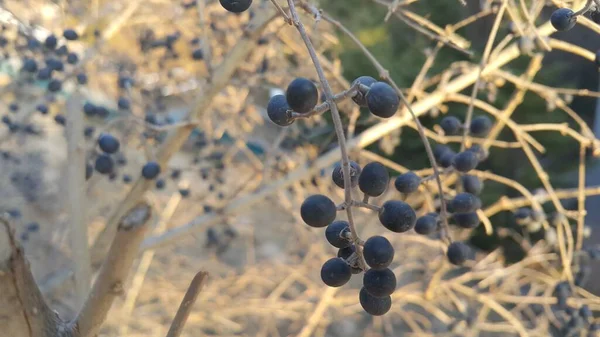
[574, 0, 594, 16]
[286, 0, 366, 270]
[290, 82, 362, 119]
[352, 201, 381, 212]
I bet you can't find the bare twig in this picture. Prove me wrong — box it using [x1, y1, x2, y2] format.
[66, 92, 92, 309]
[286, 0, 366, 269]
[166, 271, 209, 337]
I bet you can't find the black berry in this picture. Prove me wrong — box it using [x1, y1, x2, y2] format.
[63, 29, 79, 40]
[358, 162, 389, 197]
[192, 48, 204, 60]
[366, 82, 399, 118]
[415, 214, 438, 235]
[325, 220, 351, 248]
[351, 76, 377, 107]
[95, 154, 114, 174]
[219, 0, 252, 12]
[469, 116, 492, 137]
[378, 200, 416, 233]
[300, 194, 337, 228]
[394, 172, 420, 194]
[461, 175, 483, 195]
[452, 151, 479, 173]
[266, 94, 293, 126]
[440, 116, 462, 135]
[550, 8, 576, 32]
[332, 161, 361, 189]
[97, 133, 120, 154]
[359, 287, 391, 316]
[44, 34, 57, 49]
[363, 235, 394, 270]
[446, 241, 472, 265]
[363, 268, 396, 297]
[286, 77, 318, 113]
[450, 193, 481, 213]
[141, 161, 161, 179]
[320, 257, 351, 287]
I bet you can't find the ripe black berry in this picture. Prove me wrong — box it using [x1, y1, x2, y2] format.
[37, 68, 52, 80]
[83, 103, 97, 116]
[450, 193, 481, 213]
[469, 116, 492, 137]
[394, 172, 420, 194]
[363, 236, 394, 270]
[439, 150, 455, 168]
[54, 114, 66, 125]
[453, 212, 480, 229]
[192, 48, 204, 60]
[332, 161, 361, 189]
[358, 162, 389, 197]
[363, 268, 396, 297]
[219, 0, 252, 13]
[378, 200, 416, 233]
[440, 116, 462, 135]
[44, 34, 57, 49]
[67, 52, 79, 65]
[359, 287, 391, 316]
[123, 174, 132, 184]
[351, 76, 377, 107]
[77, 73, 88, 85]
[320, 257, 351, 287]
[434, 144, 452, 161]
[63, 29, 79, 40]
[550, 8, 576, 32]
[452, 151, 479, 173]
[461, 175, 483, 195]
[286, 77, 318, 113]
[36, 104, 48, 115]
[325, 220, 351, 248]
[300, 194, 337, 228]
[22, 58, 37, 73]
[446, 241, 472, 265]
[141, 161, 161, 179]
[366, 82, 399, 118]
[97, 133, 120, 154]
[266, 94, 293, 126]
[117, 97, 131, 110]
[95, 154, 114, 174]
[48, 79, 62, 92]
[415, 214, 438, 235]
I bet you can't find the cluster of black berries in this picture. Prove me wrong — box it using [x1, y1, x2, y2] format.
[88, 132, 161, 183]
[266, 76, 400, 127]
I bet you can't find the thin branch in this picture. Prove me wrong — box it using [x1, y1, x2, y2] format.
[66, 91, 92, 309]
[166, 271, 209, 337]
[287, 0, 366, 269]
[72, 203, 152, 337]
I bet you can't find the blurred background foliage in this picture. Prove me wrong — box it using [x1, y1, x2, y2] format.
[320, 0, 599, 261]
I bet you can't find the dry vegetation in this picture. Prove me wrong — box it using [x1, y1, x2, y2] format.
[1, 0, 600, 336]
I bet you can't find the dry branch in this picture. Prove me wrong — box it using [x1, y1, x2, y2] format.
[166, 271, 209, 337]
[72, 203, 152, 337]
[0, 219, 71, 337]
